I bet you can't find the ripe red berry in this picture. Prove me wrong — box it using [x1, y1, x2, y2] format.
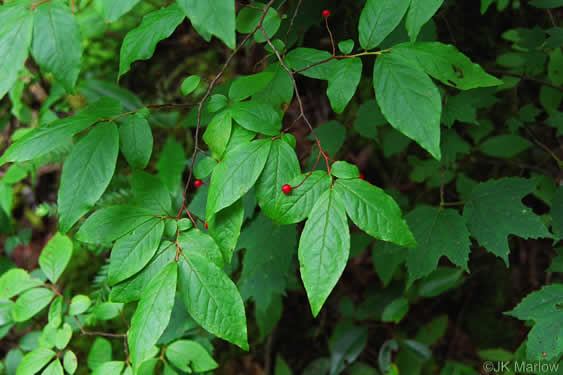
[204, 222, 208, 230]
[359, 173, 365, 180]
[282, 184, 292, 194]
[194, 179, 203, 188]
[322, 9, 330, 17]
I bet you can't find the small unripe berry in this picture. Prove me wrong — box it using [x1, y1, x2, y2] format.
[322, 9, 330, 17]
[194, 179, 203, 188]
[359, 173, 365, 180]
[282, 184, 292, 194]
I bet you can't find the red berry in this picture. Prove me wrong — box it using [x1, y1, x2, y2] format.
[204, 222, 208, 230]
[359, 173, 365, 180]
[282, 184, 292, 194]
[322, 9, 330, 17]
[194, 179, 203, 188]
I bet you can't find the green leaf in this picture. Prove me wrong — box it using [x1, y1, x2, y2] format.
[13, 288, 54, 322]
[329, 325, 368, 375]
[463, 177, 552, 265]
[548, 49, 563, 85]
[48, 297, 63, 328]
[308, 121, 347, 157]
[373, 51, 442, 159]
[93, 302, 123, 320]
[15, 348, 55, 375]
[274, 355, 293, 375]
[0, 206, 12, 235]
[69, 295, 91, 315]
[119, 114, 153, 169]
[79, 79, 144, 112]
[163, 364, 179, 375]
[299, 189, 350, 317]
[180, 75, 201, 95]
[229, 72, 276, 102]
[88, 338, 112, 371]
[194, 156, 218, 179]
[256, 295, 282, 340]
[478, 348, 513, 361]
[99, 0, 141, 21]
[157, 138, 185, 192]
[178, 250, 248, 350]
[39, 323, 57, 349]
[338, 40, 354, 55]
[63, 350, 77, 375]
[39, 233, 72, 284]
[128, 262, 177, 367]
[334, 179, 415, 247]
[236, 1, 280, 43]
[207, 94, 229, 113]
[237, 213, 297, 308]
[529, 0, 563, 8]
[131, 171, 172, 215]
[5, 349, 23, 375]
[253, 63, 294, 108]
[76, 206, 155, 244]
[285, 48, 338, 80]
[0, 2, 33, 100]
[58, 122, 119, 232]
[177, 218, 193, 232]
[346, 362, 379, 375]
[331, 161, 360, 179]
[0, 97, 122, 165]
[31, 1, 81, 91]
[478, 134, 532, 158]
[55, 323, 72, 350]
[417, 267, 464, 297]
[394, 42, 503, 90]
[506, 284, 563, 360]
[372, 241, 407, 286]
[354, 100, 387, 140]
[225, 124, 256, 151]
[381, 298, 409, 323]
[481, 0, 495, 13]
[207, 199, 244, 264]
[165, 340, 218, 372]
[91, 362, 124, 375]
[108, 218, 165, 286]
[177, 0, 236, 48]
[230, 101, 282, 136]
[406, 0, 444, 42]
[118, 4, 185, 79]
[327, 59, 362, 114]
[552, 187, 563, 240]
[358, 0, 410, 50]
[0, 269, 43, 300]
[110, 242, 175, 303]
[203, 110, 232, 159]
[255, 139, 301, 219]
[274, 171, 332, 225]
[207, 139, 271, 216]
[399, 206, 471, 285]
[178, 229, 223, 268]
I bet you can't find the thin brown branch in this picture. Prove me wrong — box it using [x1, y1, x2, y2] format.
[258, 25, 332, 175]
[285, 0, 303, 39]
[178, 0, 278, 219]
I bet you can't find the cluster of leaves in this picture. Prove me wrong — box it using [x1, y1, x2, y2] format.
[0, 0, 562, 374]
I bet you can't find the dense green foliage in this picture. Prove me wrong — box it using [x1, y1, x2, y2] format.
[0, 0, 562, 374]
